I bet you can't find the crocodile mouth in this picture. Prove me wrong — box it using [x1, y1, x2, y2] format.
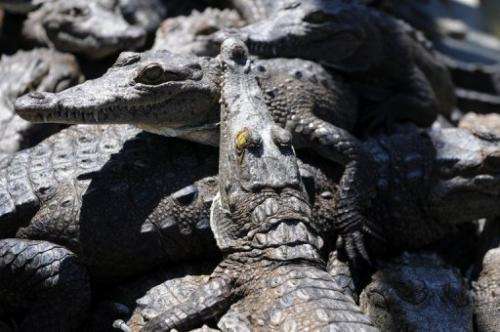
[15, 83, 215, 126]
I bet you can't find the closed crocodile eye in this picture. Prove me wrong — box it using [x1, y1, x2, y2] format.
[172, 185, 199, 205]
[135, 63, 165, 85]
[303, 10, 334, 24]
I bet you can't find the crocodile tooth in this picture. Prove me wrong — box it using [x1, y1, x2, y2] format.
[42, 114, 48, 122]
[93, 111, 99, 122]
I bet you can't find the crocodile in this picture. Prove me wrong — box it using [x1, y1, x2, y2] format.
[360, 252, 473, 331]
[15, 48, 380, 266]
[212, 0, 456, 122]
[0, 48, 82, 159]
[140, 38, 377, 332]
[473, 247, 500, 332]
[22, 0, 148, 59]
[0, 122, 498, 329]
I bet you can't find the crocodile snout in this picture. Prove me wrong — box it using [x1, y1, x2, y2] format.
[15, 92, 58, 122]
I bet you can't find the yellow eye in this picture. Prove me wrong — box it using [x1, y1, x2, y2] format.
[235, 128, 250, 153]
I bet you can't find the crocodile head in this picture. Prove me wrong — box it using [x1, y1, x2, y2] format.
[40, 0, 146, 59]
[214, 0, 364, 64]
[15, 50, 222, 138]
[429, 127, 500, 224]
[212, 39, 319, 258]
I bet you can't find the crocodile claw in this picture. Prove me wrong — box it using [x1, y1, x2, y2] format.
[337, 230, 373, 269]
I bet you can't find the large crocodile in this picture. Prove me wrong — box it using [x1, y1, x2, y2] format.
[141, 37, 377, 332]
[212, 0, 456, 122]
[15, 48, 380, 266]
[0, 48, 82, 158]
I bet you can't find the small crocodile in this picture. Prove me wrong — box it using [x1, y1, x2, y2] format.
[0, 48, 82, 158]
[22, 0, 147, 59]
[360, 252, 473, 332]
[213, 0, 456, 122]
[16, 47, 379, 265]
[141, 38, 377, 332]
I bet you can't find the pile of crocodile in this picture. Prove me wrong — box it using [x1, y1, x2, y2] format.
[0, 0, 499, 331]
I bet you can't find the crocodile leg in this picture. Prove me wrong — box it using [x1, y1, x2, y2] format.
[294, 117, 381, 266]
[142, 276, 235, 332]
[0, 238, 90, 331]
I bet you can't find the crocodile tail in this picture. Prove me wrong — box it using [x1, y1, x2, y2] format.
[0, 239, 90, 331]
[219, 265, 379, 331]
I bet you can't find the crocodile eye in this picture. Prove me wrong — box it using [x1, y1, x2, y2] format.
[62, 6, 88, 17]
[135, 63, 165, 85]
[172, 185, 199, 206]
[303, 10, 333, 24]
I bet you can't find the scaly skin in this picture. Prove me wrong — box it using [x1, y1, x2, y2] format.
[15, 48, 376, 265]
[23, 0, 147, 59]
[214, 0, 456, 122]
[0, 48, 81, 158]
[0, 238, 91, 331]
[360, 252, 472, 332]
[474, 247, 500, 332]
[142, 38, 377, 332]
[152, 8, 245, 56]
[0, 124, 220, 279]
[226, 0, 284, 23]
